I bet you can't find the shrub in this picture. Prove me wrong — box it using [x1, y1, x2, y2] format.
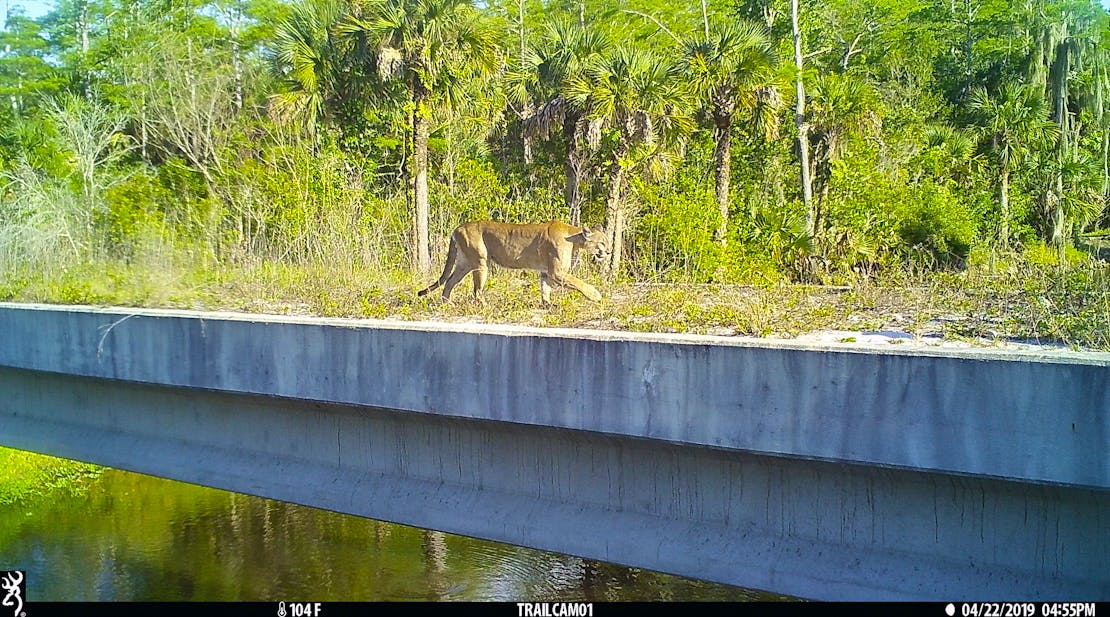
[627, 171, 722, 281]
[893, 180, 976, 269]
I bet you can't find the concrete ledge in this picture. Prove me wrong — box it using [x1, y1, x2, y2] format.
[3, 367, 1105, 600]
[1, 303, 1107, 489]
[1, 303, 1108, 599]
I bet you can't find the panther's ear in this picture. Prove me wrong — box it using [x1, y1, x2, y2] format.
[568, 227, 606, 244]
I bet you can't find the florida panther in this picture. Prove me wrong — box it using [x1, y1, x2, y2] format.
[417, 220, 609, 304]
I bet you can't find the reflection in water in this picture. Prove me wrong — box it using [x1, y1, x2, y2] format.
[0, 468, 786, 601]
[422, 530, 451, 601]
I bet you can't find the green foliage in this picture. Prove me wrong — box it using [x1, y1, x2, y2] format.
[0, 13, 65, 119]
[737, 200, 813, 281]
[0, 446, 102, 506]
[892, 181, 977, 269]
[215, 136, 383, 267]
[631, 172, 721, 281]
[437, 158, 511, 223]
[1022, 240, 1088, 268]
[0, 114, 69, 176]
[0, 0, 1108, 350]
[100, 168, 175, 258]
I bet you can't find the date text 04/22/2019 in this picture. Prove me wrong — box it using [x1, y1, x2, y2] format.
[953, 603, 1096, 617]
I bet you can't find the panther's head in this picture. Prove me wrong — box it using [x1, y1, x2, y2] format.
[569, 227, 610, 264]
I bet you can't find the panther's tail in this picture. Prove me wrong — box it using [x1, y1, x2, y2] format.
[417, 236, 459, 297]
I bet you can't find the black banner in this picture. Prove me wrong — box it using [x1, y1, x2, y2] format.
[21, 602, 1105, 617]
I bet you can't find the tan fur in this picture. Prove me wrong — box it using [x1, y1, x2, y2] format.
[417, 220, 609, 304]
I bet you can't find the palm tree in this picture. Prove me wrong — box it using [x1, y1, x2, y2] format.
[1026, 2, 1103, 256]
[806, 71, 880, 239]
[920, 124, 979, 188]
[1028, 145, 1105, 251]
[969, 83, 1056, 248]
[565, 46, 694, 276]
[683, 19, 778, 246]
[269, 0, 349, 139]
[338, 0, 500, 272]
[511, 19, 609, 225]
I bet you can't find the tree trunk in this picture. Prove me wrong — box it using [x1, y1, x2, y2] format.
[713, 110, 733, 245]
[231, 0, 244, 113]
[604, 141, 630, 277]
[1049, 26, 1069, 255]
[1100, 62, 1109, 202]
[518, 0, 533, 165]
[999, 165, 1010, 248]
[791, 0, 815, 239]
[1051, 194, 1066, 261]
[140, 98, 148, 160]
[413, 80, 431, 273]
[564, 111, 583, 225]
[522, 101, 535, 164]
[813, 132, 834, 239]
[963, 0, 974, 99]
[1102, 126, 1108, 202]
[79, 0, 90, 98]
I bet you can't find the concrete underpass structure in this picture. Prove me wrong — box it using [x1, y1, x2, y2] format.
[0, 302, 1106, 600]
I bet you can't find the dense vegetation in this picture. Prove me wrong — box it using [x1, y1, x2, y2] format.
[0, 446, 101, 505]
[1, 0, 1108, 347]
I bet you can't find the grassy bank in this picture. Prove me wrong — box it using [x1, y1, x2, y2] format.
[0, 447, 103, 507]
[0, 244, 1107, 351]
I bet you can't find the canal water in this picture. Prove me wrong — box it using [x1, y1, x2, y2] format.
[1, 466, 784, 601]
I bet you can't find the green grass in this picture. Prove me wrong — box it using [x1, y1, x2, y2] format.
[0, 447, 103, 506]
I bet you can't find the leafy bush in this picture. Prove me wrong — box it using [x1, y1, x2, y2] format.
[1022, 240, 1088, 268]
[893, 180, 976, 269]
[101, 168, 173, 259]
[627, 171, 722, 281]
[735, 200, 811, 282]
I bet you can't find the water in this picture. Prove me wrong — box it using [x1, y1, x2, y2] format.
[0, 467, 784, 601]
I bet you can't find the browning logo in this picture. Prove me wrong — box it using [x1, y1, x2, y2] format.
[0, 571, 23, 617]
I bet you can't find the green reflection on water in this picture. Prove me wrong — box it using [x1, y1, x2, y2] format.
[1, 466, 784, 601]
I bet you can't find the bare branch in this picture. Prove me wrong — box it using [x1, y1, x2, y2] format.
[621, 10, 684, 46]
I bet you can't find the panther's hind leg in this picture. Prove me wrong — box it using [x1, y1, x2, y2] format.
[471, 258, 489, 303]
[441, 264, 474, 301]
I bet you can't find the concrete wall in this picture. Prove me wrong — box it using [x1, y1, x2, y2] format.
[0, 303, 1107, 600]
